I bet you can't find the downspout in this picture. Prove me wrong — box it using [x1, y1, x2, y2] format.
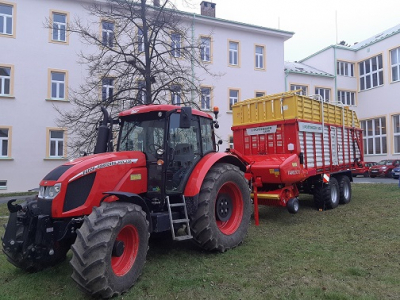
[284, 69, 289, 91]
[191, 13, 196, 102]
[334, 45, 337, 103]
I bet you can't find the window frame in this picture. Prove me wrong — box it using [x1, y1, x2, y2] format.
[290, 84, 308, 95]
[101, 19, 115, 48]
[228, 40, 240, 67]
[0, 1, 16, 38]
[361, 116, 387, 155]
[336, 60, 354, 77]
[0, 125, 11, 158]
[200, 35, 212, 63]
[200, 85, 212, 111]
[337, 90, 356, 106]
[102, 77, 114, 103]
[315, 87, 331, 102]
[390, 46, 400, 83]
[228, 88, 240, 111]
[48, 69, 68, 101]
[392, 114, 400, 154]
[0, 64, 14, 97]
[255, 44, 265, 70]
[171, 32, 181, 58]
[170, 84, 182, 106]
[0, 180, 6, 190]
[358, 54, 384, 91]
[46, 127, 67, 159]
[49, 10, 69, 44]
[255, 91, 266, 98]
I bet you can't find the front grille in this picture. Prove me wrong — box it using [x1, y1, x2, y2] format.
[63, 173, 96, 212]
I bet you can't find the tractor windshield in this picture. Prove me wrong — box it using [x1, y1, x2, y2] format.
[118, 112, 165, 155]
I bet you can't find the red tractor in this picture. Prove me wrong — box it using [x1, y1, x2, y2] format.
[2, 105, 251, 298]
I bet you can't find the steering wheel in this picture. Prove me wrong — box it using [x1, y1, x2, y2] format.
[148, 143, 162, 152]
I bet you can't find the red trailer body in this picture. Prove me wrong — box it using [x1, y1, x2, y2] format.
[230, 91, 364, 223]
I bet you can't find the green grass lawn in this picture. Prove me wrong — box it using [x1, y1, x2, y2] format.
[0, 183, 399, 299]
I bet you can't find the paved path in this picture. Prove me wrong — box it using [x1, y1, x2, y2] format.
[0, 195, 37, 205]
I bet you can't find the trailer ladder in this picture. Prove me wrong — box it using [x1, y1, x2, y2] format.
[166, 195, 193, 241]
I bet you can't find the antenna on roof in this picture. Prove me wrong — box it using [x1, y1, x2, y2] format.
[335, 10, 338, 44]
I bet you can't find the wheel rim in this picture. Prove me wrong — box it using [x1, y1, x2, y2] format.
[215, 182, 243, 235]
[331, 184, 338, 204]
[343, 182, 350, 200]
[293, 200, 299, 212]
[111, 225, 139, 276]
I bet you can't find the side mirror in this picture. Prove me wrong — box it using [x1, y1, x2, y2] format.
[179, 107, 192, 128]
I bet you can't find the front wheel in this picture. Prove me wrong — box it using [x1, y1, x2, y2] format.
[190, 163, 251, 252]
[70, 202, 149, 298]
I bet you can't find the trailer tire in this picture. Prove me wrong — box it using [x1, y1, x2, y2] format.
[287, 198, 299, 214]
[190, 163, 251, 252]
[313, 177, 339, 210]
[70, 202, 149, 299]
[338, 176, 351, 204]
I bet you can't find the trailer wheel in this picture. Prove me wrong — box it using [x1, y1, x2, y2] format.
[338, 176, 352, 204]
[314, 177, 339, 210]
[287, 198, 299, 214]
[70, 202, 149, 298]
[190, 163, 251, 252]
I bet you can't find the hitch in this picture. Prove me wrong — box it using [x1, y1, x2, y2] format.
[7, 199, 22, 213]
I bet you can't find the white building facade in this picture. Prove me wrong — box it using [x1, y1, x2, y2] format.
[285, 24, 400, 163]
[0, 0, 293, 192]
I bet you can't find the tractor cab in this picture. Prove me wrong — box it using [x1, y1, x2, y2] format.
[118, 105, 216, 207]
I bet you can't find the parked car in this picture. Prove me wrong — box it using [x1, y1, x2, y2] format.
[391, 166, 400, 179]
[352, 161, 377, 177]
[369, 159, 400, 178]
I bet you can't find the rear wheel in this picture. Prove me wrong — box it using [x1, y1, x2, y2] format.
[314, 177, 339, 210]
[190, 163, 251, 252]
[338, 175, 351, 204]
[70, 202, 149, 298]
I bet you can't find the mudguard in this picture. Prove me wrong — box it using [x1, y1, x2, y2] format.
[183, 152, 246, 197]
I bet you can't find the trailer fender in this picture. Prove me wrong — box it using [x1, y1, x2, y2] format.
[184, 152, 246, 197]
[101, 191, 152, 233]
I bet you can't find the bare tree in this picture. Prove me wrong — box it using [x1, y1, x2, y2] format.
[52, 0, 217, 156]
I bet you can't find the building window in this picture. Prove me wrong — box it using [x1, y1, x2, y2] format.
[290, 84, 307, 95]
[359, 55, 383, 91]
[52, 12, 67, 42]
[390, 47, 400, 82]
[337, 61, 354, 77]
[255, 91, 265, 98]
[315, 87, 330, 102]
[137, 80, 146, 103]
[201, 86, 211, 110]
[255, 45, 264, 69]
[102, 21, 114, 47]
[229, 135, 234, 149]
[0, 127, 10, 157]
[337, 90, 355, 106]
[49, 71, 67, 100]
[361, 117, 387, 155]
[0, 180, 6, 190]
[47, 129, 66, 158]
[171, 85, 181, 105]
[102, 77, 114, 102]
[137, 27, 144, 53]
[229, 89, 239, 111]
[393, 115, 400, 154]
[171, 33, 181, 58]
[200, 36, 211, 62]
[229, 41, 239, 66]
[0, 65, 11, 96]
[0, 2, 13, 36]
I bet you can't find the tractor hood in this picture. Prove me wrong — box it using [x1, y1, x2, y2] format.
[38, 151, 147, 218]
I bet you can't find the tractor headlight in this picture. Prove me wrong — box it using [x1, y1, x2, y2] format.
[38, 183, 61, 200]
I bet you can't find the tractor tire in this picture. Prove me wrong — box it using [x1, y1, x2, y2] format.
[190, 163, 251, 252]
[338, 175, 352, 204]
[70, 202, 149, 299]
[313, 177, 339, 210]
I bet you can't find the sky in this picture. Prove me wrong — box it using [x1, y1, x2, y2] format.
[174, 0, 400, 61]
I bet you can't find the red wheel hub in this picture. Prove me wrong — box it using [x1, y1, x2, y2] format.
[215, 182, 243, 235]
[111, 225, 139, 276]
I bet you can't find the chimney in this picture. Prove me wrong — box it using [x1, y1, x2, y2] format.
[153, 0, 160, 7]
[200, 1, 216, 18]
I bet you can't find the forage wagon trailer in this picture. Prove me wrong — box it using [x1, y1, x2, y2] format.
[229, 91, 363, 224]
